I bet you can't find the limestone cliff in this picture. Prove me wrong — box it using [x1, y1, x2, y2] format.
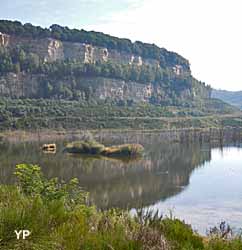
[0, 29, 211, 103]
[0, 72, 210, 102]
[2, 34, 162, 69]
[0, 32, 10, 46]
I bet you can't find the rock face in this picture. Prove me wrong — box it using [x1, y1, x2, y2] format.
[5, 34, 163, 68]
[47, 40, 64, 62]
[7, 35, 64, 62]
[0, 33, 211, 101]
[0, 73, 209, 101]
[77, 77, 155, 102]
[0, 32, 10, 46]
[0, 73, 39, 98]
[0, 73, 162, 101]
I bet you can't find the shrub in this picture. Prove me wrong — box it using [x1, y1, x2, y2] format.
[1, 164, 242, 250]
[102, 144, 144, 157]
[15, 164, 88, 207]
[64, 140, 105, 154]
[159, 218, 204, 250]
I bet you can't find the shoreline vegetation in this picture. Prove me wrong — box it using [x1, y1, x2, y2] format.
[1, 127, 242, 144]
[1, 164, 242, 250]
[0, 98, 240, 132]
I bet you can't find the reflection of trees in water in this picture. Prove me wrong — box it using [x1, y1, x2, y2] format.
[0, 140, 211, 209]
[83, 142, 211, 209]
[0, 141, 44, 183]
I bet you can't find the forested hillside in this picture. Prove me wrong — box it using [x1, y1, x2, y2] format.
[0, 20, 238, 130]
[0, 20, 211, 104]
[0, 20, 189, 68]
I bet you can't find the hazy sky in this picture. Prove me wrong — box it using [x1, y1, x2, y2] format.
[0, 0, 241, 90]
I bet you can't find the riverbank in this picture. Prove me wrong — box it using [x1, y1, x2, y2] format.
[1, 164, 241, 250]
[1, 127, 242, 145]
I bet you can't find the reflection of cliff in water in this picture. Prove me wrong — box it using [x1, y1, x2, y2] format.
[0, 141, 211, 209]
[77, 142, 211, 209]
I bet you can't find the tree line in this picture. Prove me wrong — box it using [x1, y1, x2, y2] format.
[0, 20, 190, 70]
[0, 45, 190, 87]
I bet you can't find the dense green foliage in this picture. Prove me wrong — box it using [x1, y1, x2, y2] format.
[0, 164, 140, 250]
[1, 164, 242, 250]
[0, 98, 238, 131]
[0, 20, 189, 69]
[0, 46, 41, 74]
[64, 140, 106, 154]
[0, 98, 238, 130]
[14, 164, 87, 206]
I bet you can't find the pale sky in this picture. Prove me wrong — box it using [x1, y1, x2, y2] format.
[0, 0, 241, 90]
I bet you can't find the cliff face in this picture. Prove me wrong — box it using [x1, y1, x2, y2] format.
[0, 32, 210, 102]
[0, 32, 10, 46]
[2, 34, 161, 68]
[0, 73, 178, 102]
[0, 72, 210, 102]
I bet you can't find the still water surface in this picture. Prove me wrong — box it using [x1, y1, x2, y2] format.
[0, 135, 242, 234]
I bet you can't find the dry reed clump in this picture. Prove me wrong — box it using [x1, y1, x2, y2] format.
[135, 227, 170, 250]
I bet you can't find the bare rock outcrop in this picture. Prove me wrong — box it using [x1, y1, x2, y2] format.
[0, 33, 163, 69]
[0, 32, 10, 46]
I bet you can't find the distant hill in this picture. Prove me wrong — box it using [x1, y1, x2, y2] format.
[212, 89, 242, 109]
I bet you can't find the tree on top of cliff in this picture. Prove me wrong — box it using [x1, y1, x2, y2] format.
[0, 20, 190, 70]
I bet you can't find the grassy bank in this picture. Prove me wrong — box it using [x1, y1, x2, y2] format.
[1, 164, 242, 250]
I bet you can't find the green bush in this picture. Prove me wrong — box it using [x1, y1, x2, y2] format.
[64, 140, 105, 154]
[15, 163, 88, 208]
[206, 238, 242, 250]
[0, 164, 140, 250]
[159, 219, 204, 250]
[103, 144, 144, 157]
[1, 164, 242, 250]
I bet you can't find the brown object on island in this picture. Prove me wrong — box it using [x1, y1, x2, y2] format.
[42, 143, 56, 152]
